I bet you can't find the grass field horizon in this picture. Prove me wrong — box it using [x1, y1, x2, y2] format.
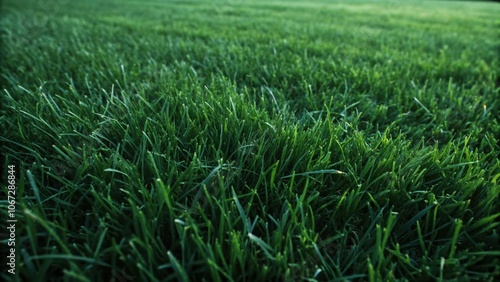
[1, 0, 500, 281]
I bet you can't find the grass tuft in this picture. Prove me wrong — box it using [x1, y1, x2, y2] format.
[1, 0, 499, 281]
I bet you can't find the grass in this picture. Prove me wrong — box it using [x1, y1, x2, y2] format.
[1, 0, 499, 281]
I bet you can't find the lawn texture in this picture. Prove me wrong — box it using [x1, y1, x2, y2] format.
[1, 0, 500, 281]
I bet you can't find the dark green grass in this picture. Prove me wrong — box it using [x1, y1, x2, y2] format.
[1, 0, 499, 281]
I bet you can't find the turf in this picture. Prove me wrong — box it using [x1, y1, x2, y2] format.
[1, 0, 500, 281]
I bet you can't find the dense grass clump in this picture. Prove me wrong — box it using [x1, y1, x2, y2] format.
[1, 0, 499, 281]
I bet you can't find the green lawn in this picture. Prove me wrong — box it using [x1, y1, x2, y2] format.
[1, 0, 499, 281]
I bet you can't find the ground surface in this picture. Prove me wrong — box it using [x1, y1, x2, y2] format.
[1, 0, 500, 281]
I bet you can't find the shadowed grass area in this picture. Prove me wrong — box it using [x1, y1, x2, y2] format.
[1, 0, 499, 281]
